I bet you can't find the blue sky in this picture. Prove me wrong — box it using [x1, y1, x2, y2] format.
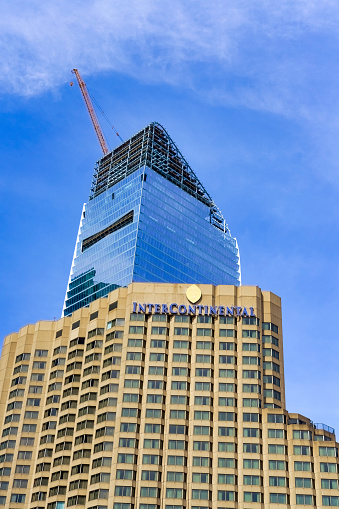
[1, 0, 339, 431]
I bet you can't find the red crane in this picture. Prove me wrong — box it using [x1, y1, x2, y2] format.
[71, 69, 122, 155]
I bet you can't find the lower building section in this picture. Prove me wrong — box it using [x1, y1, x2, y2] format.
[0, 283, 338, 508]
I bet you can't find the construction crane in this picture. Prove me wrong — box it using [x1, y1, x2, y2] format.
[71, 69, 123, 155]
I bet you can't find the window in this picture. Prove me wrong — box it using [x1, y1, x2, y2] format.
[219, 355, 235, 364]
[242, 330, 260, 338]
[218, 426, 235, 437]
[263, 361, 280, 372]
[268, 444, 285, 454]
[322, 479, 338, 489]
[219, 412, 235, 422]
[267, 413, 285, 423]
[140, 487, 158, 498]
[168, 455, 185, 466]
[92, 457, 112, 468]
[166, 471, 184, 482]
[35, 349, 48, 357]
[295, 478, 313, 488]
[107, 317, 125, 328]
[166, 488, 185, 499]
[191, 489, 210, 500]
[15, 353, 31, 363]
[69, 337, 85, 348]
[125, 379, 142, 388]
[243, 428, 259, 438]
[193, 441, 210, 451]
[149, 366, 165, 375]
[173, 340, 189, 349]
[243, 413, 259, 423]
[172, 367, 188, 376]
[119, 438, 137, 448]
[142, 455, 161, 465]
[218, 442, 236, 452]
[141, 470, 161, 481]
[9, 388, 24, 398]
[296, 494, 314, 505]
[218, 491, 235, 501]
[262, 335, 279, 346]
[169, 410, 186, 420]
[243, 475, 260, 485]
[263, 348, 279, 359]
[144, 439, 161, 449]
[88, 328, 104, 338]
[168, 440, 186, 450]
[151, 326, 167, 335]
[243, 398, 261, 408]
[174, 327, 190, 336]
[319, 447, 338, 457]
[171, 381, 188, 390]
[219, 342, 235, 351]
[219, 316, 235, 324]
[127, 352, 143, 361]
[125, 365, 141, 375]
[197, 328, 213, 337]
[293, 430, 312, 440]
[193, 426, 211, 436]
[219, 329, 236, 337]
[151, 341, 169, 352]
[173, 353, 188, 362]
[11, 376, 27, 386]
[196, 354, 212, 363]
[24, 411, 39, 419]
[242, 342, 259, 352]
[244, 492, 262, 503]
[322, 496, 339, 507]
[320, 462, 337, 473]
[144, 424, 162, 433]
[193, 472, 211, 483]
[243, 443, 260, 454]
[269, 476, 287, 487]
[270, 494, 287, 504]
[146, 409, 162, 418]
[116, 469, 134, 480]
[262, 322, 279, 333]
[170, 395, 186, 405]
[148, 380, 164, 390]
[127, 339, 144, 348]
[195, 368, 212, 377]
[10, 494, 26, 503]
[268, 429, 285, 439]
[294, 461, 311, 472]
[243, 370, 260, 379]
[294, 445, 311, 456]
[194, 411, 211, 420]
[269, 460, 286, 470]
[196, 341, 212, 350]
[219, 368, 236, 378]
[195, 396, 211, 406]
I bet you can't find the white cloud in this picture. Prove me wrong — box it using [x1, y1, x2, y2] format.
[1, 0, 339, 119]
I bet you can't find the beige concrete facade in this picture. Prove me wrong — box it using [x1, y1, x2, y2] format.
[0, 283, 338, 509]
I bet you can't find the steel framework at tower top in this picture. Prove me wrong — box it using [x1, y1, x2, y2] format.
[90, 122, 229, 233]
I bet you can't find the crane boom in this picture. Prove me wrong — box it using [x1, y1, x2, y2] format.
[71, 69, 109, 155]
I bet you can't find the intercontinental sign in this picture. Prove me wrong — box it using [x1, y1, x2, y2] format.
[132, 285, 256, 318]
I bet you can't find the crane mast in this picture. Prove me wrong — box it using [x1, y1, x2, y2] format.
[71, 69, 109, 155]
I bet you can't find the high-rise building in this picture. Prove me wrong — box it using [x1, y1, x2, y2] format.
[63, 123, 241, 317]
[1, 122, 338, 509]
[0, 283, 338, 509]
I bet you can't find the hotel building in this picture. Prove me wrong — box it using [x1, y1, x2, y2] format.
[0, 124, 338, 508]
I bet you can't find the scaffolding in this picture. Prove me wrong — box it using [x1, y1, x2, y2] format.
[90, 122, 229, 233]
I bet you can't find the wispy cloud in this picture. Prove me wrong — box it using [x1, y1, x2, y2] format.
[1, 0, 339, 119]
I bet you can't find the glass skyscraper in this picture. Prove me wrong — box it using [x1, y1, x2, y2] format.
[63, 123, 240, 316]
